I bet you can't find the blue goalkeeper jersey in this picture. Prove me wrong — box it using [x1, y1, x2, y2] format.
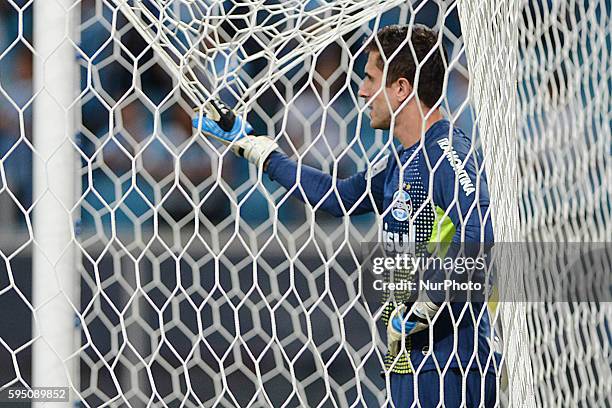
[265, 119, 496, 374]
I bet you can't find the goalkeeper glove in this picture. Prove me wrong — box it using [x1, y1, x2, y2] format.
[387, 301, 439, 356]
[192, 99, 278, 169]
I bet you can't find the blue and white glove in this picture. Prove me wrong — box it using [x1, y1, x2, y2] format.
[193, 99, 278, 169]
[387, 301, 439, 356]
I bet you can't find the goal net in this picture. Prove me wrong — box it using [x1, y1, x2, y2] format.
[0, 0, 609, 407]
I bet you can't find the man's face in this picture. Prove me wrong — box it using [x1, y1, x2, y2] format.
[358, 52, 399, 129]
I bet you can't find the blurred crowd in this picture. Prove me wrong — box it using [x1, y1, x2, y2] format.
[0, 1, 33, 227]
[0, 0, 472, 231]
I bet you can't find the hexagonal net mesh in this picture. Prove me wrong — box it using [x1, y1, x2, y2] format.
[516, 1, 611, 406]
[0, 0, 609, 407]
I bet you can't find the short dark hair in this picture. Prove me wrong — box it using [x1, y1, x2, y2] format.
[365, 24, 447, 108]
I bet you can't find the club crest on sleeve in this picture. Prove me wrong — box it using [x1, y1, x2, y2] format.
[391, 189, 412, 221]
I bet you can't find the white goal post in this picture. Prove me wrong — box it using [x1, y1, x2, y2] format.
[0, 0, 608, 407]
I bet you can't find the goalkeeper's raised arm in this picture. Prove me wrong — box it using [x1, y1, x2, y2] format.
[193, 24, 497, 408]
[192, 97, 384, 218]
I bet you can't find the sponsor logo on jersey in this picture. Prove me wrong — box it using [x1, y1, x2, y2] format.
[391, 189, 412, 221]
[436, 138, 476, 196]
[383, 223, 414, 253]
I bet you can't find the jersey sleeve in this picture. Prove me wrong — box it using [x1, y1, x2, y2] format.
[424, 135, 494, 245]
[417, 132, 494, 306]
[265, 152, 385, 217]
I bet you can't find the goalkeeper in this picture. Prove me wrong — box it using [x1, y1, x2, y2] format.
[194, 25, 497, 408]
